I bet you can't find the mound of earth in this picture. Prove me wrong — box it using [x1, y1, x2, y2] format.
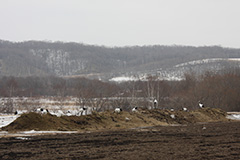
[143, 107, 228, 124]
[2, 107, 228, 132]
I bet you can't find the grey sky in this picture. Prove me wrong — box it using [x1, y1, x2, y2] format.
[0, 0, 240, 48]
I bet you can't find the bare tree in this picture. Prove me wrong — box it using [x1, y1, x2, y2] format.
[6, 77, 18, 97]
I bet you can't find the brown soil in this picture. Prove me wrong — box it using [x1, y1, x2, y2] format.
[0, 121, 240, 160]
[2, 107, 228, 132]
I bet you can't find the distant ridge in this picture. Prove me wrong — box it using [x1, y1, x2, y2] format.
[0, 40, 240, 81]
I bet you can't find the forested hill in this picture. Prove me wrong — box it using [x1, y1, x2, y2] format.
[0, 40, 240, 80]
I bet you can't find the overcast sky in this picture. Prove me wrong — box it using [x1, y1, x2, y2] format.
[0, 0, 240, 48]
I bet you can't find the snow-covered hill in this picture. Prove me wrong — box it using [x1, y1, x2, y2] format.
[110, 58, 240, 82]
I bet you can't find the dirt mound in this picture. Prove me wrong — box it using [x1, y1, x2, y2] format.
[142, 107, 227, 124]
[2, 107, 228, 132]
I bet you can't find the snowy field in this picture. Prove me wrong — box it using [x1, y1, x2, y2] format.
[0, 97, 96, 117]
[0, 96, 79, 111]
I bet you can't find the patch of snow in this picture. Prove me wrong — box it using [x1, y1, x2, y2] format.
[174, 58, 223, 68]
[20, 130, 79, 134]
[0, 130, 79, 137]
[50, 110, 65, 117]
[175, 58, 240, 68]
[15, 137, 31, 140]
[109, 76, 138, 82]
[226, 114, 240, 120]
[22, 130, 37, 134]
[0, 115, 19, 128]
[228, 58, 240, 61]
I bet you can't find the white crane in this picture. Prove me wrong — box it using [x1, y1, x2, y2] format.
[114, 108, 122, 113]
[199, 101, 204, 108]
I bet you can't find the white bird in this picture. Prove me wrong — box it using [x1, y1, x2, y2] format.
[79, 107, 87, 116]
[36, 108, 42, 113]
[68, 110, 79, 116]
[56, 110, 64, 117]
[199, 101, 204, 108]
[132, 107, 138, 112]
[170, 114, 175, 119]
[36, 108, 48, 114]
[154, 99, 158, 104]
[153, 99, 158, 108]
[114, 108, 122, 113]
[42, 109, 49, 114]
[66, 110, 72, 116]
[182, 107, 188, 112]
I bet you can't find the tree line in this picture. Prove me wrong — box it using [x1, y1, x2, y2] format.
[0, 69, 240, 112]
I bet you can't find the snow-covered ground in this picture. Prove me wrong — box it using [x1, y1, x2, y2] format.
[0, 114, 19, 128]
[109, 76, 139, 82]
[226, 112, 240, 120]
[0, 130, 80, 138]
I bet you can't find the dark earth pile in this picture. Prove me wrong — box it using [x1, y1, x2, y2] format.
[2, 107, 228, 132]
[0, 121, 240, 160]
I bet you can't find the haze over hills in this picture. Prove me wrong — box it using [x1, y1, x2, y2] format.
[0, 40, 240, 81]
